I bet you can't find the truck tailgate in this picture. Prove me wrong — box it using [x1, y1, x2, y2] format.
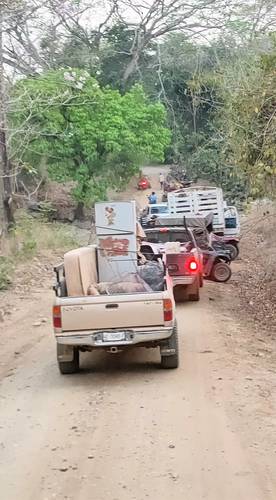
[59, 293, 165, 332]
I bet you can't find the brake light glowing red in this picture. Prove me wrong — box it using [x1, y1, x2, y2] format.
[53, 305, 62, 329]
[189, 260, 198, 271]
[163, 298, 173, 322]
[185, 257, 199, 273]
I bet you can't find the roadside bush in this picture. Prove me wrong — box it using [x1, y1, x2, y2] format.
[0, 257, 13, 291]
[12, 212, 77, 256]
[21, 231, 37, 257]
[0, 210, 79, 290]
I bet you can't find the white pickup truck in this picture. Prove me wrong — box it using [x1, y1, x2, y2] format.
[53, 246, 178, 374]
[140, 203, 169, 227]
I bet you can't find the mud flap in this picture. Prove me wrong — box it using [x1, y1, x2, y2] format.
[57, 344, 74, 362]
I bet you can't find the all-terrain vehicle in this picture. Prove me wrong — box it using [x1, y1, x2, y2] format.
[191, 216, 232, 283]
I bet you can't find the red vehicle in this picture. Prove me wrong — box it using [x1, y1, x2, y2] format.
[137, 176, 151, 190]
[141, 226, 203, 302]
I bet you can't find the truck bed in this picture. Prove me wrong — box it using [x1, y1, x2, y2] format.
[55, 291, 171, 332]
[168, 187, 225, 232]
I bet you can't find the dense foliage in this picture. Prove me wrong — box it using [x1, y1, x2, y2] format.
[215, 37, 276, 199]
[5, 1, 276, 210]
[139, 33, 276, 203]
[40, 23, 276, 204]
[11, 70, 170, 207]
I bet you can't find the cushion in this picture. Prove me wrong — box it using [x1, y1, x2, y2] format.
[64, 246, 98, 296]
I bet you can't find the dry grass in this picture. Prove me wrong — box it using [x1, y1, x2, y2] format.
[0, 211, 79, 290]
[242, 202, 276, 283]
[236, 201, 276, 333]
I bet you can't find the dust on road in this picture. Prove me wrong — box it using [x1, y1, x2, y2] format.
[0, 167, 276, 500]
[0, 281, 276, 500]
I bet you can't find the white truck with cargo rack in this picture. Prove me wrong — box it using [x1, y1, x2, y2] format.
[164, 187, 240, 259]
[167, 186, 225, 234]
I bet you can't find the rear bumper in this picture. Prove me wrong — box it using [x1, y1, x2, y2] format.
[56, 326, 173, 347]
[172, 276, 195, 286]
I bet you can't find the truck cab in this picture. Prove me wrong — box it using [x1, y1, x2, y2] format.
[141, 203, 169, 227]
[224, 205, 240, 236]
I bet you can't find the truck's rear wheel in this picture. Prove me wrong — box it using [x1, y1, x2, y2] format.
[173, 285, 186, 303]
[225, 243, 239, 260]
[160, 322, 179, 369]
[57, 345, 80, 374]
[187, 276, 200, 301]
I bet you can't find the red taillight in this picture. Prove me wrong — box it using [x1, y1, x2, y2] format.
[189, 260, 198, 271]
[163, 298, 173, 322]
[160, 227, 169, 233]
[185, 258, 198, 273]
[53, 305, 62, 329]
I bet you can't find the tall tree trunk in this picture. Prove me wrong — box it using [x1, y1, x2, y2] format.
[122, 50, 140, 86]
[0, 7, 5, 234]
[74, 202, 85, 221]
[0, 6, 14, 232]
[0, 155, 5, 236]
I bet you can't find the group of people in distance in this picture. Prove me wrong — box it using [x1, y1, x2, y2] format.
[148, 173, 164, 205]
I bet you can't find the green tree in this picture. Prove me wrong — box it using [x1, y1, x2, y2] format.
[10, 69, 170, 214]
[213, 34, 276, 199]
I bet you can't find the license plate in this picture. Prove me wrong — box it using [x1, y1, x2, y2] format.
[102, 331, 126, 342]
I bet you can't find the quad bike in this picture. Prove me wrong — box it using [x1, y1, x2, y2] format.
[192, 226, 232, 283]
[137, 176, 151, 190]
[212, 234, 239, 261]
[202, 247, 232, 282]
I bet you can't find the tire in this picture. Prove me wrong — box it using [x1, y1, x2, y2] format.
[57, 346, 80, 374]
[225, 243, 239, 260]
[187, 275, 200, 301]
[199, 274, 204, 288]
[173, 285, 187, 303]
[211, 261, 232, 282]
[161, 322, 179, 369]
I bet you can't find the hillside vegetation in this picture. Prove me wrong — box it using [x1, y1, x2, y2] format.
[0, 1, 274, 231]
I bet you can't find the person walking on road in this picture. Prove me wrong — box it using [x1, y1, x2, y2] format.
[159, 172, 165, 190]
[148, 192, 157, 204]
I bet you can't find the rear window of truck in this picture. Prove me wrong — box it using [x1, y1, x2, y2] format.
[145, 230, 192, 244]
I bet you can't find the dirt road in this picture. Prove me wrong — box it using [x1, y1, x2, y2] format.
[1, 278, 276, 500]
[1, 169, 276, 499]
